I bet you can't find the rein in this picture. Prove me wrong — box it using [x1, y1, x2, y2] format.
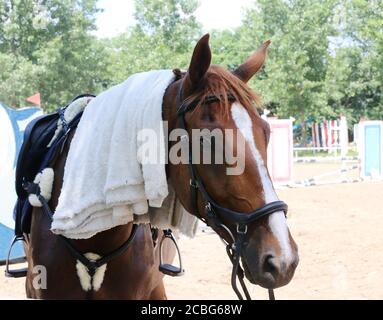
[175, 82, 288, 300]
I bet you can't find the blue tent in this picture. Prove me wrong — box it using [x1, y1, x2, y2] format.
[0, 102, 42, 263]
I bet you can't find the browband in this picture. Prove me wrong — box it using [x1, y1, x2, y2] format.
[177, 93, 236, 115]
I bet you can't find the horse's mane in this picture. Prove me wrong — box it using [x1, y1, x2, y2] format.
[187, 65, 262, 118]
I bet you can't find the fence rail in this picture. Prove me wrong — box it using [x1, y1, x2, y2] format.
[293, 145, 358, 159]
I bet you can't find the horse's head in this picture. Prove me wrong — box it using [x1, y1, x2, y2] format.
[163, 34, 298, 290]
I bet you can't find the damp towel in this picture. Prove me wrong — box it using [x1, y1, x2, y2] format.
[51, 70, 177, 239]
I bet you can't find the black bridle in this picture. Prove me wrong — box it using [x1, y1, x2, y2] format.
[176, 82, 288, 300]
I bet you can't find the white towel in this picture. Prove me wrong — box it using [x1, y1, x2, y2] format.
[51, 70, 175, 239]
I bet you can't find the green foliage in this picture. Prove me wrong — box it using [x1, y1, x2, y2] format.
[0, 0, 99, 60]
[0, 0, 108, 112]
[134, 0, 200, 50]
[232, 0, 338, 126]
[0, 53, 41, 107]
[325, 0, 383, 124]
[105, 0, 202, 84]
[0, 0, 381, 126]
[211, 0, 382, 143]
[37, 35, 110, 111]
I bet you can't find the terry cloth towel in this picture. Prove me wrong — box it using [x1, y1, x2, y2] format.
[57, 183, 199, 239]
[138, 184, 199, 238]
[51, 70, 176, 239]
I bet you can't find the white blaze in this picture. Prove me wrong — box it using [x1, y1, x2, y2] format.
[231, 103, 293, 262]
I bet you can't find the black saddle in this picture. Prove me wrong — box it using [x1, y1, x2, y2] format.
[15, 112, 59, 199]
[5, 94, 94, 277]
[13, 94, 95, 236]
[15, 94, 95, 200]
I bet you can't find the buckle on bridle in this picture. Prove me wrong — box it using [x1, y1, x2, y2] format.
[236, 224, 248, 235]
[24, 182, 41, 195]
[205, 202, 216, 220]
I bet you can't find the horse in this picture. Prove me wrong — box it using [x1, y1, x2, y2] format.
[24, 34, 299, 299]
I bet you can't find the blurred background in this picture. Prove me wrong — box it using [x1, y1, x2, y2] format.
[1, 0, 381, 131]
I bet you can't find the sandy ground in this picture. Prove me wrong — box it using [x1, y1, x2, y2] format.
[293, 161, 361, 182]
[1, 163, 382, 299]
[165, 181, 383, 300]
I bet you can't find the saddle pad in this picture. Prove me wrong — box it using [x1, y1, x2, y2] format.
[15, 94, 94, 199]
[15, 112, 59, 199]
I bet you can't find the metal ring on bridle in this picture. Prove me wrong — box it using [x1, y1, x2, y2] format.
[217, 223, 236, 245]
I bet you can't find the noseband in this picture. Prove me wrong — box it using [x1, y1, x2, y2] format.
[176, 82, 288, 300]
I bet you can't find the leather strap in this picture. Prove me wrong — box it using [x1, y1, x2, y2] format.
[38, 194, 138, 280]
[175, 81, 285, 300]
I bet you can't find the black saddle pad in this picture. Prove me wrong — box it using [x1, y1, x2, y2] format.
[15, 94, 95, 200]
[13, 94, 95, 236]
[15, 112, 59, 199]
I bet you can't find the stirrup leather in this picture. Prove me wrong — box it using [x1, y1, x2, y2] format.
[159, 229, 184, 277]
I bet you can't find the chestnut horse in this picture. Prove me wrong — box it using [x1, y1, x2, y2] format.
[25, 34, 298, 299]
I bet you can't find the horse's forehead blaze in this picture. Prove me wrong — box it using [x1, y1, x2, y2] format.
[230, 102, 278, 204]
[229, 103, 293, 262]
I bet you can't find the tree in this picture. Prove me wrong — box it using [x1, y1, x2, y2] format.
[105, 0, 202, 84]
[0, 53, 40, 107]
[0, 0, 380, 124]
[0, 0, 99, 60]
[134, 0, 200, 51]
[325, 0, 383, 123]
[36, 33, 110, 111]
[0, 0, 109, 112]
[231, 0, 338, 144]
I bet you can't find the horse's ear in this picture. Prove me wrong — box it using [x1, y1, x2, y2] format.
[233, 40, 271, 83]
[183, 34, 211, 95]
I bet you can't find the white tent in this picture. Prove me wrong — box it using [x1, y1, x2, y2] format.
[0, 102, 42, 261]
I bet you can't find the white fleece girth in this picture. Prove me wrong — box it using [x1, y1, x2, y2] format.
[28, 168, 54, 207]
[47, 96, 93, 147]
[75, 252, 107, 292]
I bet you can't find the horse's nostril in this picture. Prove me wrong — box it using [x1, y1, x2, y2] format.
[262, 255, 280, 277]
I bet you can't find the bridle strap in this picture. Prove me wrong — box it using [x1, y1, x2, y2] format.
[226, 234, 251, 300]
[176, 81, 287, 300]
